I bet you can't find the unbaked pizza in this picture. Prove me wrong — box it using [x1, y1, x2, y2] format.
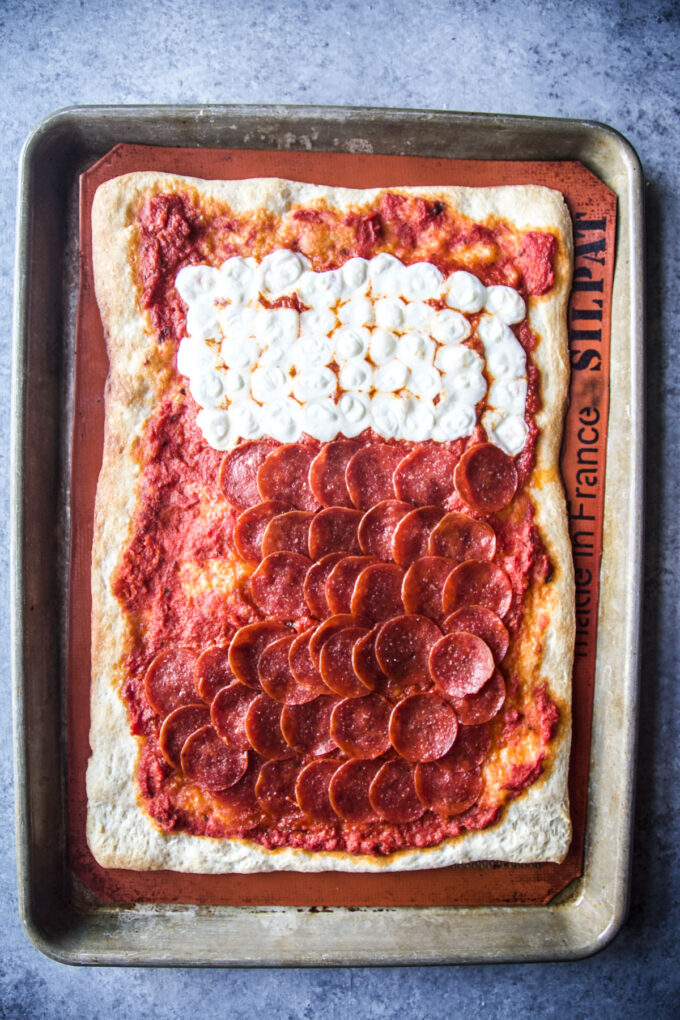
[87, 174, 574, 873]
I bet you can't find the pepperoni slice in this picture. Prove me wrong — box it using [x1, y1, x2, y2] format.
[295, 759, 340, 823]
[401, 556, 455, 623]
[329, 759, 381, 821]
[375, 614, 442, 689]
[319, 627, 370, 698]
[228, 622, 289, 690]
[304, 552, 344, 619]
[454, 442, 518, 514]
[369, 760, 425, 822]
[351, 563, 405, 623]
[309, 440, 361, 508]
[220, 439, 279, 510]
[159, 704, 211, 768]
[440, 723, 492, 772]
[442, 560, 513, 618]
[258, 635, 317, 705]
[281, 695, 339, 756]
[451, 669, 506, 725]
[213, 757, 263, 828]
[326, 555, 376, 614]
[245, 694, 292, 760]
[393, 446, 456, 506]
[262, 510, 313, 557]
[255, 759, 303, 820]
[250, 551, 312, 619]
[234, 500, 288, 563]
[389, 693, 458, 762]
[346, 443, 404, 510]
[428, 512, 496, 563]
[211, 681, 258, 749]
[289, 628, 329, 695]
[194, 645, 235, 702]
[415, 762, 483, 815]
[330, 694, 392, 759]
[429, 632, 495, 699]
[392, 506, 446, 566]
[257, 443, 320, 511]
[352, 626, 386, 692]
[144, 648, 199, 717]
[443, 606, 509, 663]
[308, 614, 359, 667]
[357, 500, 411, 560]
[180, 725, 249, 792]
[308, 507, 362, 560]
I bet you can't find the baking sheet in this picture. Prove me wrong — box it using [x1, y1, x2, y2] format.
[12, 106, 643, 963]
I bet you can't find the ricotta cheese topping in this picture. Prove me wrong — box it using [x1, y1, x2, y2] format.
[174, 252, 529, 454]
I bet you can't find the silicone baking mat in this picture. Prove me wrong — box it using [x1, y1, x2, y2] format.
[68, 145, 616, 906]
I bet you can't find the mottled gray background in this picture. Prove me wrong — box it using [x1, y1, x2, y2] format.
[2, 0, 678, 1016]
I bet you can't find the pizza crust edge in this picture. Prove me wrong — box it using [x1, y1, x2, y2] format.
[86, 173, 574, 873]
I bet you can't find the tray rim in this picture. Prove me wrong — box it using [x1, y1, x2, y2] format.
[11, 103, 644, 966]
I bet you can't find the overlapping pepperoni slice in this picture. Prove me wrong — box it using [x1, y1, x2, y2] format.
[233, 500, 288, 563]
[329, 759, 381, 822]
[429, 632, 495, 699]
[220, 439, 279, 510]
[443, 606, 510, 663]
[309, 440, 360, 508]
[401, 556, 455, 623]
[375, 614, 442, 689]
[357, 500, 411, 560]
[250, 551, 312, 619]
[428, 513, 496, 564]
[454, 442, 518, 514]
[255, 759, 302, 820]
[352, 626, 386, 692]
[392, 506, 446, 566]
[393, 446, 456, 506]
[326, 555, 376, 614]
[442, 560, 513, 618]
[309, 507, 362, 560]
[211, 681, 258, 749]
[451, 669, 506, 725]
[228, 622, 289, 690]
[281, 695, 339, 756]
[258, 634, 317, 705]
[389, 693, 458, 762]
[440, 723, 492, 772]
[415, 762, 483, 816]
[369, 760, 425, 822]
[144, 647, 199, 717]
[319, 627, 370, 697]
[289, 628, 329, 695]
[180, 725, 249, 792]
[262, 510, 313, 557]
[194, 645, 235, 702]
[245, 694, 292, 760]
[304, 552, 344, 619]
[295, 760, 339, 823]
[330, 695, 392, 759]
[159, 704, 211, 768]
[257, 443, 320, 511]
[308, 614, 359, 667]
[346, 443, 403, 510]
[351, 563, 405, 623]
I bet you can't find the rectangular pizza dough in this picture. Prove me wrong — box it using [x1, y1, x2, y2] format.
[87, 173, 574, 873]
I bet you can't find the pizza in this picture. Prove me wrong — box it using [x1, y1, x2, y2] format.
[86, 173, 574, 874]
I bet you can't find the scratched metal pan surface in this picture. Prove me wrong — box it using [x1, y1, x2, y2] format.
[11, 106, 643, 966]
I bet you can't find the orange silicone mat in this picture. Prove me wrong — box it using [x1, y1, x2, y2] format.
[68, 145, 616, 906]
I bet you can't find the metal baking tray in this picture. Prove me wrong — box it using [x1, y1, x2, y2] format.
[11, 105, 644, 965]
